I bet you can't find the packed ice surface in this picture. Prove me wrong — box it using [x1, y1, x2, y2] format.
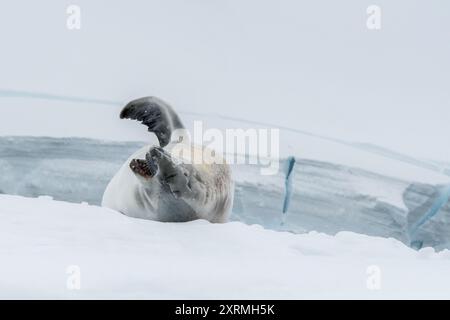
[1, 136, 450, 250]
[1, 194, 450, 299]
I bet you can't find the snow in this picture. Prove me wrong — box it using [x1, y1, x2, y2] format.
[1, 1, 449, 299]
[1, 194, 450, 299]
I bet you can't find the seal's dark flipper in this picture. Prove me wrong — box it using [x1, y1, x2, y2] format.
[120, 96, 184, 147]
[146, 146, 192, 199]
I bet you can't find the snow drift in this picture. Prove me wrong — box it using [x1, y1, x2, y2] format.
[0, 94, 449, 250]
[1, 194, 450, 299]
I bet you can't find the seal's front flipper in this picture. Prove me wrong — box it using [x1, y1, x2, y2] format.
[146, 147, 192, 199]
[120, 96, 185, 147]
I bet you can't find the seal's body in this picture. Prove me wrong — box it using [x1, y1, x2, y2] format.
[102, 97, 234, 223]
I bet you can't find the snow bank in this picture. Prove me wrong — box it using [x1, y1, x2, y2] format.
[1, 195, 450, 299]
[1, 97, 449, 185]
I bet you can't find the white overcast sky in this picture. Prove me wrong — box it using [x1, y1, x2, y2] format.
[0, 0, 449, 161]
